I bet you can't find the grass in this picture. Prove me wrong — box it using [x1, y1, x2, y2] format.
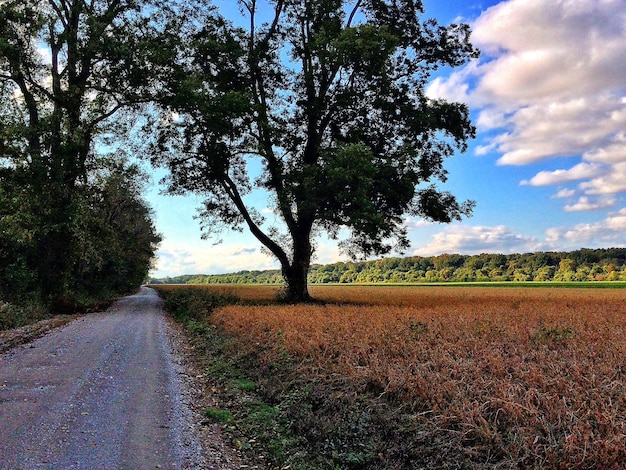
[203, 407, 233, 424]
[154, 284, 626, 469]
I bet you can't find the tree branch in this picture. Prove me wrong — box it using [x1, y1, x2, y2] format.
[246, 1, 297, 233]
[221, 173, 290, 268]
[346, 0, 362, 27]
[48, 0, 69, 29]
[259, 0, 284, 48]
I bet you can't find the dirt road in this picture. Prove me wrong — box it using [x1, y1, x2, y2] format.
[0, 287, 227, 470]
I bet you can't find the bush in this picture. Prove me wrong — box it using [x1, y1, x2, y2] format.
[0, 300, 47, 330]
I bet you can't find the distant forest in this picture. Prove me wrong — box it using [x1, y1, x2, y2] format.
[151, 248, 626, 285]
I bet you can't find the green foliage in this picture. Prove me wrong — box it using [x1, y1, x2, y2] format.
[69, 163, 162, 300]
[0, 160, 161, 314]
[0, 300, 47, 331]
[0, 0, 164, 313]
[149, 0, 478, 301]
[156, 286, 239, 325]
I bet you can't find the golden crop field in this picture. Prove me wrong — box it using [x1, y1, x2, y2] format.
[158, 284, 626, 467]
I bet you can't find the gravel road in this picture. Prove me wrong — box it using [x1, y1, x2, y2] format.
[0, 287, 233, 470]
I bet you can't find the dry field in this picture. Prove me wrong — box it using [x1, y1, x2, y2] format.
[157, 284, 626, 468]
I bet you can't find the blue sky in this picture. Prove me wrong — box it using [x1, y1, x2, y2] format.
[147, 0, 626, 277]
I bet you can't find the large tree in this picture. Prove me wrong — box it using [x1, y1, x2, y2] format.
[0, 0, 165, 308]
[152, 0, 479, 302]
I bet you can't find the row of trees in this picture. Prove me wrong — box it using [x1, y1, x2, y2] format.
[0, 1, 162, 311]
[151, 248, 626, 285]
[308, 249, 626, 283]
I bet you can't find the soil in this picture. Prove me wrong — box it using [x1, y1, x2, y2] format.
[0, 315, 81, 354]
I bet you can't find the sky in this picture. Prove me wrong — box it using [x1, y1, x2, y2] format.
[147, 0, 626, 278]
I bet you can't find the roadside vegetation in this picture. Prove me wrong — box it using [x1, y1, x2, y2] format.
[0, 163, 161, 329]
[0, 1, 163, 326]
[154, 284, 626, 469]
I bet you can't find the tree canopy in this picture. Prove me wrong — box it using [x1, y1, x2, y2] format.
[0, 0, 163, 310]
[150, 0, 479, 301]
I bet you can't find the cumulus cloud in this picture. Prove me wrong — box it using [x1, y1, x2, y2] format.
[312, 241, 349, 265]
[552, 188, 576, 199]
[580, 162, 626, 194]
[404, 217, 433, 230]
[231, 247, 257, 256]
[470, 0, 626, 105]
[521, 163, 605, 186]
[546, 206, 626, 246]
[426, 60, 477, 104]
[564, 196, 616, 212]
[412, 225, 540, 256]
[151, 241, 277, 277]
[154, 248, 201, 275]
[429, 0, 626, 201]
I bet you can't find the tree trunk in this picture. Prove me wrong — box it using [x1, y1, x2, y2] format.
[281, 261, 311, 303]
[35, 186, 75, 310]
[279, 222, 315, 302]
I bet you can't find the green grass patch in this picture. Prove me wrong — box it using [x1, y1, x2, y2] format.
[233, 378, 256, 391]
[203, 407, 233, 423]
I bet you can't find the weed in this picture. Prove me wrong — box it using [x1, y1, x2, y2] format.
[408, 320, 429, 338]
[233, 378, 256, 391]
[533, 325, 575, 344]
[203, 407, 233, 424]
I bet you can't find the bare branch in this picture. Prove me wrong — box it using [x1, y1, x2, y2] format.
[346, 0, 362, 27]
[221, 173, 290, 267]
[48, 0, 69, 29]
[260, 0, 284, 47]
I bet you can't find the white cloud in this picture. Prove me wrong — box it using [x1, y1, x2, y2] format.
[545, 206, 626, 246]
[404, 217, 433, 230]
[151, 241, 278, 277]
[312, 241, 349, 265]
[564, 196, 616, 212]
[433, 0, 626, 196]
[412, 225, 539, 256]
[583, 132, 626, 164]
[471, 0, 626, 104]
[231, 247, 257, 256]
[580, 162, 626, 194]
[493, 96, 625, 166]
[152, 237, 349, 277]
[521, 163, 605, 186]
[426, 60, 477, 104]
[552, 188, 576, 199]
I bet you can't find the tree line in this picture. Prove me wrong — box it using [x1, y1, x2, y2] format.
[150, 248, 626, 285]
